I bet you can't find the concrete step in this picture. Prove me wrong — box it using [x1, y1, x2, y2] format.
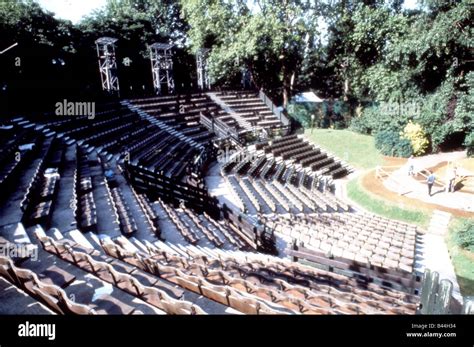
[166, 243, 190, 259]
[64, 229, 94, 250]
[196, 245, 219, 259]
[115, 235, 139, 253]
[0, 278, 54, 314]
[129, 237, 149, 254]
[1, 223, 32, 245]
[47, 227, 65, 241]
[188, 244, 212, 258]
[84, 232, 102, 250]
[153, 240, 179, 256]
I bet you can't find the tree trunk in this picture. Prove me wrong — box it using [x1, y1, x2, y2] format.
[248, 64, 260, 90]
[344, 77, 350, 101]
[282, 65, 292, 109]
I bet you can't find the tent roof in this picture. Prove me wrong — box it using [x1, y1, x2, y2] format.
[293, 92, 324, 103]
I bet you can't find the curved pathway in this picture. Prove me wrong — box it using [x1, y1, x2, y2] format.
[383, 151, 473, 213]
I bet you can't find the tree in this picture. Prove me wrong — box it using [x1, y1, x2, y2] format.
[180, 0, 323, 107]
[342, 0, 473, 152]
[0, 0, 78, 114]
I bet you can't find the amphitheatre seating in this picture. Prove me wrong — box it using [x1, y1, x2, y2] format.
[99, 237, 418, 314]
[75, 146, 97, 232]
[0, 128, 43, 197]
[248, 179, 277, 213]
[131, 188, 161, 239]
[35, 234, 205, 314]
[104, 183, 138, 236]
[261, 135, 351, 179]
[269, 212, 418, 274]
[221, 133, 353, 215]
[20, 139, 65, 228]
[181, 206, 225, 247]
[14, 100, 210, 181]
[0, 94, 435, 316]
[238, 177, 263, 214]
[271, 181, 305, 212]
[0, 255, 97, 315]
[157, 199, 200, 244]
[213, 91, 286, 135]
[0, 235, 150, 315]
[200, 212, 247, 249]
[258, 180, 291, 212]
[130, 94, 216, 145]
[153, 197, 252, 250]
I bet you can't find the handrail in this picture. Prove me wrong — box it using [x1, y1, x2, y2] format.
[375, 166, 412, 195]
[258, 89, 290, 126]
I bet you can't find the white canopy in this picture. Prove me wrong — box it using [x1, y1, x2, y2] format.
[293, 92, 324, 103]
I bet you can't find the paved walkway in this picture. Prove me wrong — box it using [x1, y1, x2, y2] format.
[383, 151, 474, 213]
[415, 210, 463, 302]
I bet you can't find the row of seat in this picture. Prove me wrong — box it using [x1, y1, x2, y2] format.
[74, 146, 97, 232]
[157, 199, 200, 244]
[181, 206, 225, 247]
[100, 238, 418, 314]
[0, 128, 42, 191]
[100, 239, 295, 314]
[200, 212, 249, 249]
[214, 92, 285, 133]
[130, 188, 161, 238]
[113, 187, 138, 236]
[261, 135, 351, 179]
[36, 235, 205, 314]
[248, 179, 277, 213]
[20, 140, 64, 228]
[0, 255, 98, 315]
[270, 213, 417, 273]
[181, 245, 419, 314]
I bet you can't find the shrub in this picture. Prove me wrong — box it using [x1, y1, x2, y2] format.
[349, 103, 411, 136]
[375, 130, 413, 157]
[464, 131, 474, 157]
[349, 116, 371, 134]
[453, 220, 474, 252]
[393, 137, 413, 157]
[402, 121, 430, 156]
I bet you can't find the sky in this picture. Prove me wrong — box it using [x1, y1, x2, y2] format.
[37, 0, 419, 24]
[36, 0, 107, 23]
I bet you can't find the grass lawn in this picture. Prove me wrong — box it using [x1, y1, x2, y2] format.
[446, 217, 474, 296]
[347, 175, 431, 229]
[304, 128, 383, 170]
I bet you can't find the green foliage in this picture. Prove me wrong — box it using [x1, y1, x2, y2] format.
[335, 0, 472, 153]
[287, 103, 317, 128]
[180, 0, 323, 104]
[1, 0, 472, 156]
[288, 98, 354, 130]
[452, 220, 474, 253]
[464, 132, 474, 157]
[402, 121, 429, 156]
[447, 217, 474, 296]
[375, 130, 413, 157]
[350, 103, 411, 135]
